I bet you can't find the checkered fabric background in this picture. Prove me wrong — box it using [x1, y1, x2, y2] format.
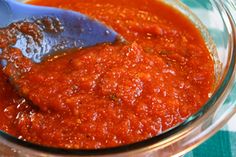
[185, 114, 236, 157]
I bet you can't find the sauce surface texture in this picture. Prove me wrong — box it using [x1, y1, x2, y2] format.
[0, 0, 214, 149]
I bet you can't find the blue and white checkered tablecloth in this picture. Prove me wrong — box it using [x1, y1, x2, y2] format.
[185, 114, 236, 157]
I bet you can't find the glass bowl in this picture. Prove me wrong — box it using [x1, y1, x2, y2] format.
[0, 0, 235, 156]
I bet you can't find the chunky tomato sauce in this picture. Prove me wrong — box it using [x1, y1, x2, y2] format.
[0, 0, 214, 149]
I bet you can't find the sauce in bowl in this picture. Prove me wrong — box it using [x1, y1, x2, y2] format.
[0, 0, 214, 149]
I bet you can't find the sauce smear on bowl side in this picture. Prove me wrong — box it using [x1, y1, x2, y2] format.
[0, 0, 214, 149]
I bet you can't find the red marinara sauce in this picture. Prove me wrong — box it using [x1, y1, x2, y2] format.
[0, 0, 215, 149]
